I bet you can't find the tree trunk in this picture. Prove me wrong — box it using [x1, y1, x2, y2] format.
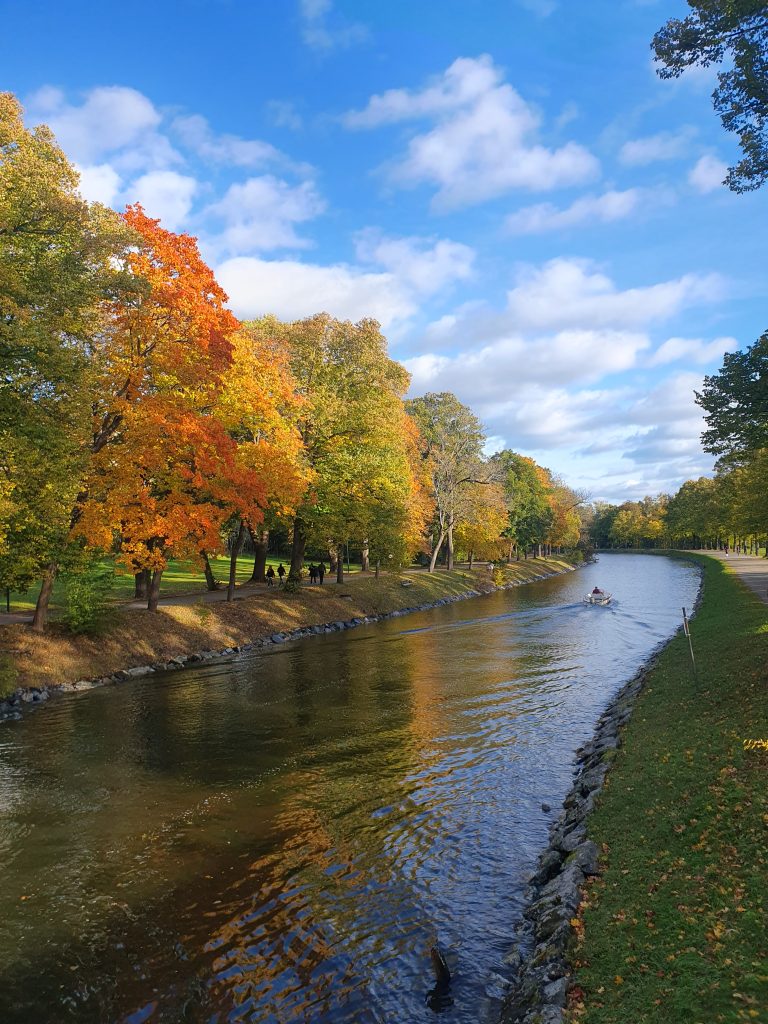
[361, 539, 369, 572]
[289, 517, 307, 580]
[202, 552, 219, 591]
[147, 569, 163, 612]
[328, 544, 338, 573]
[468, 550, 474, 569]
[375, 560, 380, 578]
[446, 526, 455, 571]
[31, 562, 57, 632]
[228, 520, 247, 602]
[249, 528, 269, 582]
[336, 545, 344, 584]
[429, 531, 447, 572]
[134, 569, 150, 600]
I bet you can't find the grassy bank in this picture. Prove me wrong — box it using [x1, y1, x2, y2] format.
[3, 552, 364, 613]
[0, 558, 574, 697]
[568, 556, 768, 1023]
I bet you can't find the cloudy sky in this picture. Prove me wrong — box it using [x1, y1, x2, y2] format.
[5, 0, 768, 501]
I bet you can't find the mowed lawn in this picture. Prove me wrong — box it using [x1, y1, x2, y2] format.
[569, 555, 768, 1024]
[5, 553, 364, 613]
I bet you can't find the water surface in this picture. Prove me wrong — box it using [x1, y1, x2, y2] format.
[0, 553, 699, 1023]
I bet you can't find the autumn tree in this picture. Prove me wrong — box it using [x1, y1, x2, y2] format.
[608, 496, 668, 549]
[406, 392, 494, 572]
[544, 474, 585, 553]
[452, 481, 509, 565]
[215, 325, 307, 599]
[248, 314, 415, 583]
[71, 206, 248, 612]
[0, 92, 133, 621]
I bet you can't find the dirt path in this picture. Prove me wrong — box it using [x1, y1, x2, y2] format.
[699, 549, 768, 605]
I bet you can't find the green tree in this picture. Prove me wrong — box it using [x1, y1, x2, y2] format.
[491, 450, 554, 559]
[249, 314, 413, 583]
[0, 92, 132, 615]
[589, 502, 620, 549]
[666, 477, 718, 546]
[696, 333, 768, 458]
[653, 2, 768, 191]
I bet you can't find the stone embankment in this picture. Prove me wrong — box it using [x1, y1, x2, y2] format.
[500, 662, 653, 1024]
[1, 564, 575, 725]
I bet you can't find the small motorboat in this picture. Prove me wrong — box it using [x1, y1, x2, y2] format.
[584, 587, 612, 606]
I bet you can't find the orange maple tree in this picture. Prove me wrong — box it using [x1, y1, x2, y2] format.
[75, 207, 302, 610]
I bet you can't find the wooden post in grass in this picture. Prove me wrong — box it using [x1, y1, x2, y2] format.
[682, 607, 697, 681]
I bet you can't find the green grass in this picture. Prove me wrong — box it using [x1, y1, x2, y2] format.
[570, 555, 768, 1024]
[4, 553, 364, 614]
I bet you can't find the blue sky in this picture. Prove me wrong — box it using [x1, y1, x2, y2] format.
[4, 0, 767, 501]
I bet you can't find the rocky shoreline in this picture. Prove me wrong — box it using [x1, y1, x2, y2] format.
[0, 566, 575, 726]
[497, 647, 669, 1024]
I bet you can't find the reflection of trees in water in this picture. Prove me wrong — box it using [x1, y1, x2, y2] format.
[0, 561, 702, 1022]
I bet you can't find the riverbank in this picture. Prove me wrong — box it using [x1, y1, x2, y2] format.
[0, 558, 575, 706]
[504, 554, 767, 1023]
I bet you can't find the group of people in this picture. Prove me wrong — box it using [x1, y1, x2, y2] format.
[265, 563, 285, 587]
[264, 562, 325, 586]
[308, 562, 325, 584]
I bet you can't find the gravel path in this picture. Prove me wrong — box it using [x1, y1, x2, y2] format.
[698, 549, 768, 605]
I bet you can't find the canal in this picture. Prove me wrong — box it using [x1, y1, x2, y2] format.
[0, 553, 700, 1023]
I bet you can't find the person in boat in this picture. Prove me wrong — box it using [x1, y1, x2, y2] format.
[592, 586, 602, 595]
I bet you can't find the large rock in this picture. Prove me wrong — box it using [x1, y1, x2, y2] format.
[542, 977, 569, 1007]
[569, 840, 600, 876]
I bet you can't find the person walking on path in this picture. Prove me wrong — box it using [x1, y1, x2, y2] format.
[317, 561, 325, 585]
[277, 563, 286, 584]
[309, 564, 317, 584]
[266, 566, 275, 587]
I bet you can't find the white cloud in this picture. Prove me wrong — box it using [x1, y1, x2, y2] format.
[397, 259, 729, 496]
[205, 175, 325, 253]
[217, 230, 478, 325]
[129, 170, 198, 230]
[344, 55, 599, 208]
[630, 372, 708, 427]
[266, 100, 303, 131]
[648, 335, 737, 367]
[505, 188, 661, 234]
[76, 163, 122, 206]
[404, 329, 649, 400]
[299, 0, 368, 51]
[172, 114, 285, 169]
[28, 85, 164, 164]
[555, 102, 580, 130]
[688, 154, 728, 193]
[216, 255, 416, 327]
[344, 54, 502, 127]
[619, 128, 696, 166]
[504, 258, 723, 332]
[354, 229, 475, 294]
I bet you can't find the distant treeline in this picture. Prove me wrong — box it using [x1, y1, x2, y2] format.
[589, 329, 767, 553]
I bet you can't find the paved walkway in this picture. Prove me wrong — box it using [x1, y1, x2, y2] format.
[697, 549, 768, 606]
